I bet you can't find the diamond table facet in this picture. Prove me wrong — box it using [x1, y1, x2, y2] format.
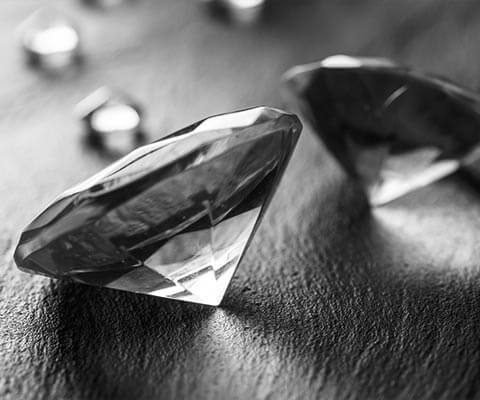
[284, 55, 480, 205]
[14, 107, 301, 305]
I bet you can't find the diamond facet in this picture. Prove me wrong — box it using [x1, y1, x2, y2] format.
[14, 107, 301, 305]
[76, 87, 146, 157]
[19, 8, 81, 70]
[284, 55, 480, 205]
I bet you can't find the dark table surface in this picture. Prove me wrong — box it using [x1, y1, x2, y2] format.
[3, 1, 480, 399]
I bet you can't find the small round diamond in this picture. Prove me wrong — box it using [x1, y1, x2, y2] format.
[76, 87, 145, 156]
[19, 8, 81, 70]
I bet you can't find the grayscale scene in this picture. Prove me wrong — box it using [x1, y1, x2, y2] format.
[2, 1, 480, 400]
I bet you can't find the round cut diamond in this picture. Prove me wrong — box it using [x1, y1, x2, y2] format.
[19, 8, 81, 70]
[14, 107, 302, 305]
[284, 55, 480, 205]
[75, 87, 145, 157]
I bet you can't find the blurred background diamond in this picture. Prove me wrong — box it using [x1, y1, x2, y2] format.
[19, 8, 81, 70]
[76, 87, 145, 157]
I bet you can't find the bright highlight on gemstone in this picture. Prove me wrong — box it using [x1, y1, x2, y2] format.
[14, 107, 301, 305]
[283, 55, 480, 206]
[228, 0, 264, 9]
[90, 104, 140, 134]
[206, 0, 265, 25]
[320, 55, 363, 68]
[19, 8, 81, 70]
[75, 87, 145, 156]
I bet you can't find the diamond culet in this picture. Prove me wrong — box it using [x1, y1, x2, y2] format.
[14, 107, 301, 305]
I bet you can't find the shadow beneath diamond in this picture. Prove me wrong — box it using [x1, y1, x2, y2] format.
[48, 282, 214, 399]
[220, 173, 480, 400]
[28, 168, 480, 400]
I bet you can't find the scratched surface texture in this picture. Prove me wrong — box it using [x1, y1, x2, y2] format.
[2, 1, 480, 399]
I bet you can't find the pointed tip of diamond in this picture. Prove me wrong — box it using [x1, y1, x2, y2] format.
[172, 265, 231, 306]
[15, 106, 301, 305]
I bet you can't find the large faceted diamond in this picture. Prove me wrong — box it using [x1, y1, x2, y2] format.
[284, 55, 480, 205]
[14, 107, 301, 305]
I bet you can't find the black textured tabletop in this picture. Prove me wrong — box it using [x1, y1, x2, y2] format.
[2, 1, 480, 399]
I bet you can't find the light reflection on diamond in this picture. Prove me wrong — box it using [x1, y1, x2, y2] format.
[29, 25, 79, 55]
[227, 0, 264, 9]
[368, 148, 460, 206]
[320, 55, 363, 68]
[90, 104, 141, 134]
